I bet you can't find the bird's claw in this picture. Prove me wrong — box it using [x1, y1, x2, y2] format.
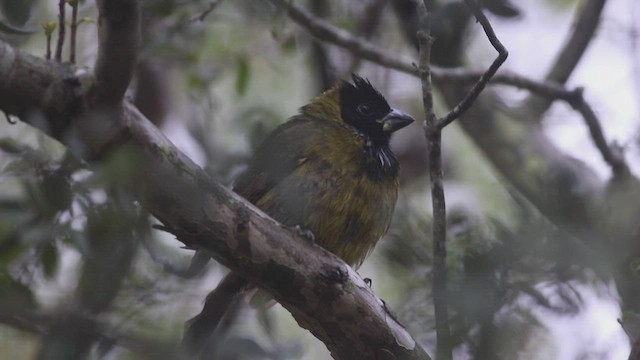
[292, 225, 315, 242]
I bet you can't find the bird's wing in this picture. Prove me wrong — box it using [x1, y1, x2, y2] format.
[233, 116, 319, 204]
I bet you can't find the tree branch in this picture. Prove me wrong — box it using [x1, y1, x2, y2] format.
[273, 0, 632, 234]
[92, 0, 140, 106]
[413, 3, 452, 360]
[69, 0, 79, 64]
[275, 0, 623, 177]
[569, 89, 629, 177]
[0, 39, 431, 360]
[274, 0, 577, 103]
[418, 25, 453, 360]
[437, 0, 507, 129]
[55, 0, 65, 62]
[543, 0, 607, 86]
[415, 1, 507, 358]
[523, 0, 608, 116]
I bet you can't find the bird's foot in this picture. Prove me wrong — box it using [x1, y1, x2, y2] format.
[292, 225, 315, 242]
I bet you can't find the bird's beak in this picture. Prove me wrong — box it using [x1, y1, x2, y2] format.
[380, 109, 415, 133]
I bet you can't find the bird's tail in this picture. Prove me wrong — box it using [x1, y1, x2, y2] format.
[181, 272, 250, 357]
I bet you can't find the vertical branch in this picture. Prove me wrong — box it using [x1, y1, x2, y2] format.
[46, 35, 52, 60]
[92, 0, 141, 106]
[55, 0, 66, 62]
[43, 22, 57, 61]
[414, 1, 452, 359]
[69, 0, 79, 64]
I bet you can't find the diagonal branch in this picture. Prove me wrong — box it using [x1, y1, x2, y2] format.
[0, 39, 432, 360]
[275, 0, 632, 183]
[569, 89, 629, 177]
[437, 0, 508, 129]
[542, 0, 607, 86]
[275, 0, 590, 116]
[523, 0, 608, 116]
[274, 0, 417, 76]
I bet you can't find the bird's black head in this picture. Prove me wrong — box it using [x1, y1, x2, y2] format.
[339, 74, 414, 147]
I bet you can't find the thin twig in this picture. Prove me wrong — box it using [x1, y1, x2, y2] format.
[413, 1, 452, 358]
[437, 0, 507, 129]
[570, 90, 629, 177]
[46, 36, 52, 60]
[188, 1, 223, 23]
[55, 0, 66, 62]
[43, 22, 56, 60]
[69, 0, 78, 64]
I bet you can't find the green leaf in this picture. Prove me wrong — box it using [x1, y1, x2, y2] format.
[235, 57, 251, 97]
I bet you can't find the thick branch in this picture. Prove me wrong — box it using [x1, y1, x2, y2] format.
[93, 0, 140, 106]
[0, 40, 431, 360]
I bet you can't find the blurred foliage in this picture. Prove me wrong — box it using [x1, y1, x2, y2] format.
[0, 0, 39, 37]
[0, 0, 631, 359]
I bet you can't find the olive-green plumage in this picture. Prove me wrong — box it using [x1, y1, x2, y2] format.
[183, 74, 414, 354]
[235, 86, 403, 266]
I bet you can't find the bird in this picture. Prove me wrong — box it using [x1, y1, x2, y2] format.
[182, 74, 414, 355]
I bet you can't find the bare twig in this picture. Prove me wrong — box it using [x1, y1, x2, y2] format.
[437, 0, 508, 128]
[414, 2, 507, 359]
[55, 0, 66, 62]
[413, 1, 453, 358]
[69, 0, 79, 64]
[188, 1, 223, 23]
[570, 90, 629, 177]
[418, 28, 453, 360]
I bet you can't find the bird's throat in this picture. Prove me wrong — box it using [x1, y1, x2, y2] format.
[363, 139, 399, 181]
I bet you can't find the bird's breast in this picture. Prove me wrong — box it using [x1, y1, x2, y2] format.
[255, 124, 399, 267]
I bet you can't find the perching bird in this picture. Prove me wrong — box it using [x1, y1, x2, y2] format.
[183, 74, 414, 355]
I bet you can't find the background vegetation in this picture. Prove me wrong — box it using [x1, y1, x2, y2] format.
[0, 0, 638, 359]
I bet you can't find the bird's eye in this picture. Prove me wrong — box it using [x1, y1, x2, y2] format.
[357, 103, 373, 116]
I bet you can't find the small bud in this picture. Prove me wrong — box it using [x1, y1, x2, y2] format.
[42, 21, 57, 36]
